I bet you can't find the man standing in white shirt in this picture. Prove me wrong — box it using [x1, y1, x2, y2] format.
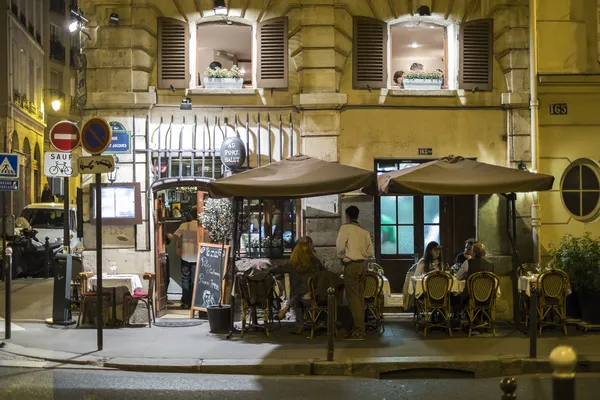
[174, 206, 199, 309]
[336, 206, 374, 341]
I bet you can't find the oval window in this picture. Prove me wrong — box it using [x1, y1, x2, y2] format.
[560, 159, 600, 222]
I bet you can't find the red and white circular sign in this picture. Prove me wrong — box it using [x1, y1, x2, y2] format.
[50, 121, 81, 152]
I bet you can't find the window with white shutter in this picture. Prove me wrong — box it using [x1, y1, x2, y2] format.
[353, 17, 388, 90]
[459, 19, 493, 91]
[158, 18, 189, 89]
[256, 17, 288, 89]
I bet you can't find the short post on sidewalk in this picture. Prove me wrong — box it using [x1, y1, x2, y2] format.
[4, 247, 12, 339]
[327, 287, 335, 362]
[500, 377, 517, 399]
[529, 285, 538, 359]
[550, 345, 577, 400]
[45, 237, 50, 279]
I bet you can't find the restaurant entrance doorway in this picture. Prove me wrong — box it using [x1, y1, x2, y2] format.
[374, 160, 476, 292]
[152, 183, 210, 317]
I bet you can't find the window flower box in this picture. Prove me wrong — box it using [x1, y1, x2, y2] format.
[203, 66, 245, 89]
[402, 71, 444, 90]
[203, 77, 244, 89]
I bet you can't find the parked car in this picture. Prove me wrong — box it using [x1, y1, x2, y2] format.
[15, 202, 79, 250]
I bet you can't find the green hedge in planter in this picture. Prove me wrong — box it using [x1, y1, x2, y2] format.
[550, 233, 600, 293]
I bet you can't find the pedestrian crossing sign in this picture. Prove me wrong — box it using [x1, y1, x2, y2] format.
[0, 153, 19, 179]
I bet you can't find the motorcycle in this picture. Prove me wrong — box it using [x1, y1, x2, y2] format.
[8, 227, 63, 278]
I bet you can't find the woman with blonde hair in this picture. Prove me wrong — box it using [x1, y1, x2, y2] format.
[277, 237, 324, 333]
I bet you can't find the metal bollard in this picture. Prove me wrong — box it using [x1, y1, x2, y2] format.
[500, 377, 517, 399]
[44, 237, 50, 279]
[327, 287, 335, 362]
[529, 286, 538, 358]
[4, 247, 12, 339]
[550, 345, 577, 400]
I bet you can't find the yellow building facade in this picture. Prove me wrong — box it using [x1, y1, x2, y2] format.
[71, 0, 598, 315]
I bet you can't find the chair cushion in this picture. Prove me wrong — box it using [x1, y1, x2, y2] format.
[133, 289, 148, 297]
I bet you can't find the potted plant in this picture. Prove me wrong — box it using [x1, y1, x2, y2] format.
[550, 233, 600, 324]
[402, 70, 443, 90]
[203, 65, 244, 89]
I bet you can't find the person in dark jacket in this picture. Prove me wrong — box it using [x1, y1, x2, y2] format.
[456, 243, 495, 281]
[41, 184, 54, 202]
[455, 238, 478, 266]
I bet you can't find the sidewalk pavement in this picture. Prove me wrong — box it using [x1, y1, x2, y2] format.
[1, 317, 600, 377]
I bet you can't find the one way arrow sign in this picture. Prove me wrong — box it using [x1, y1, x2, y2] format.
[78, 155, 115, 174]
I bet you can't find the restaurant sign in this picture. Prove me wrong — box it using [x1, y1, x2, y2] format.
[220, 137, 246, 170]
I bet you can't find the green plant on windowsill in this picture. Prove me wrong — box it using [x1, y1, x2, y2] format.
[204, 65, 243, 79]
[404, 71, 443, 80]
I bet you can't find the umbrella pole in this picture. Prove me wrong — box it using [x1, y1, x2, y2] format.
[504, 193, 521, 328]
[227, 197, 241, 338]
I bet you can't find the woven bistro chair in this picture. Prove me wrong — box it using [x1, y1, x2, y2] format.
[123, 272, 156, 328]
[415, 271, 453, 337]
[537, 269, 569, 335]
[236, 271, 276, 337]
[304, 276, 332, 339]
[76, 272, 110, 328]
[364, 272, 385, 335]
[464, 272, 500, 337]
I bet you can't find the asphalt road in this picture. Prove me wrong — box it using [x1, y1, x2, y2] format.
[0, 368, 598, 399]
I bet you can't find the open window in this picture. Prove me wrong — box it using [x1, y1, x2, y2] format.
[390, 21, 453, 90]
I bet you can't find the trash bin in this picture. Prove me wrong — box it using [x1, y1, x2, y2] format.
[207, 305, 231, 333]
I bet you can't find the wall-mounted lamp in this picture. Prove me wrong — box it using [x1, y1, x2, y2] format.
[51, 99, 62, 111]
[109, 13, 119, 25]
[417, 5, 432, 16]
[214, 0, 227, 15]
[518, 160, 529, 171]
[107, 156, 120, 183]
[180, 97, 192, 111]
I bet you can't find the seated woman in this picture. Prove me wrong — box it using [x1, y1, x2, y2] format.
[276, 237, 325, 334]
[402, 241, 442, 310]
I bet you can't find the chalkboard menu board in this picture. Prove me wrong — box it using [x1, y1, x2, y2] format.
[191, 243, 231, 314]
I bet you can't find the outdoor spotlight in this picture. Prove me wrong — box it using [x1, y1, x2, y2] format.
[518, 160, 529, 171]
[109, 13, 119, 25]
[51, 99, 61, 111]
[214, 0, 227, 15]
[68, 21, 79, 32]
[417, 5, 432, 16]
[180, 97, 192, 111]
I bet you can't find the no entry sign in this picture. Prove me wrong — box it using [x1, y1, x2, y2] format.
[50, 121, 81, 152]
[82, 118, 112, 155]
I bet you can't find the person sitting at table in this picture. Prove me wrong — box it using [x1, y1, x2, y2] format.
[456, 243, 495, 281]
[414, 241, 442, 276]
[455, 238, 478, 266]
[275, 239, 325, 334]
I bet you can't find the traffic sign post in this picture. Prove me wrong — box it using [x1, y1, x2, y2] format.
[44, 152, 77, 178]
[82, 118, 113, 155]
[81, 117, 112, 351]
[49, 121, 81, 152]
[0, 153, 19, 179]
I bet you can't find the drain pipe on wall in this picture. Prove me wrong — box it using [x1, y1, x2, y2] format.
[529, 0, 542, 263]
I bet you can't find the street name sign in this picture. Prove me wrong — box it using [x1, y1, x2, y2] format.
[78, 155, 116, 174]
[82, 118, 112, 155]
[44, 152, 77, 178]
[0, 179, 19, 191]
[0, 153, 19, 179]
[50, 121, 81, 152]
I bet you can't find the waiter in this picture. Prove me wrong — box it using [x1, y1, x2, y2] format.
[336, 206, 374, 341]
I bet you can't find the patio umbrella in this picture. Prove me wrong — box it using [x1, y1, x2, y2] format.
[208, 154, 378, 199]
[377, 156, 554, 195]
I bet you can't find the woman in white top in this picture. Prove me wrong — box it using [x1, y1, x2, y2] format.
[414, 241, 442, 276]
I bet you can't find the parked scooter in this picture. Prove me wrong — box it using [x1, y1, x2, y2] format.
[9, 227, 62, 278]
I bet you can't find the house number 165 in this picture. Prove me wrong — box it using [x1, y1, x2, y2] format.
[549, 103, 568, 115]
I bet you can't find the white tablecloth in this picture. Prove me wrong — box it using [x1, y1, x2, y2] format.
[409, 275, 464, 298]
[88, 274, 143, 294]
[518, 275, 571, 297]
[382, 276, 391, 296]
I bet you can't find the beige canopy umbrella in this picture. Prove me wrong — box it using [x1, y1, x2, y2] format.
[208, 154, 378, 199]
[377, 156, 554, 195]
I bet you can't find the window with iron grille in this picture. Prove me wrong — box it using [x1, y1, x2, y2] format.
[561, 159, 600, 222]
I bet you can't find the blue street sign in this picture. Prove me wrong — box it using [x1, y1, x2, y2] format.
[0, 179, 19, 191]
[0, 153, 19, 179]
[82, 118, 112, 155]
[106, 121, 130, 154]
